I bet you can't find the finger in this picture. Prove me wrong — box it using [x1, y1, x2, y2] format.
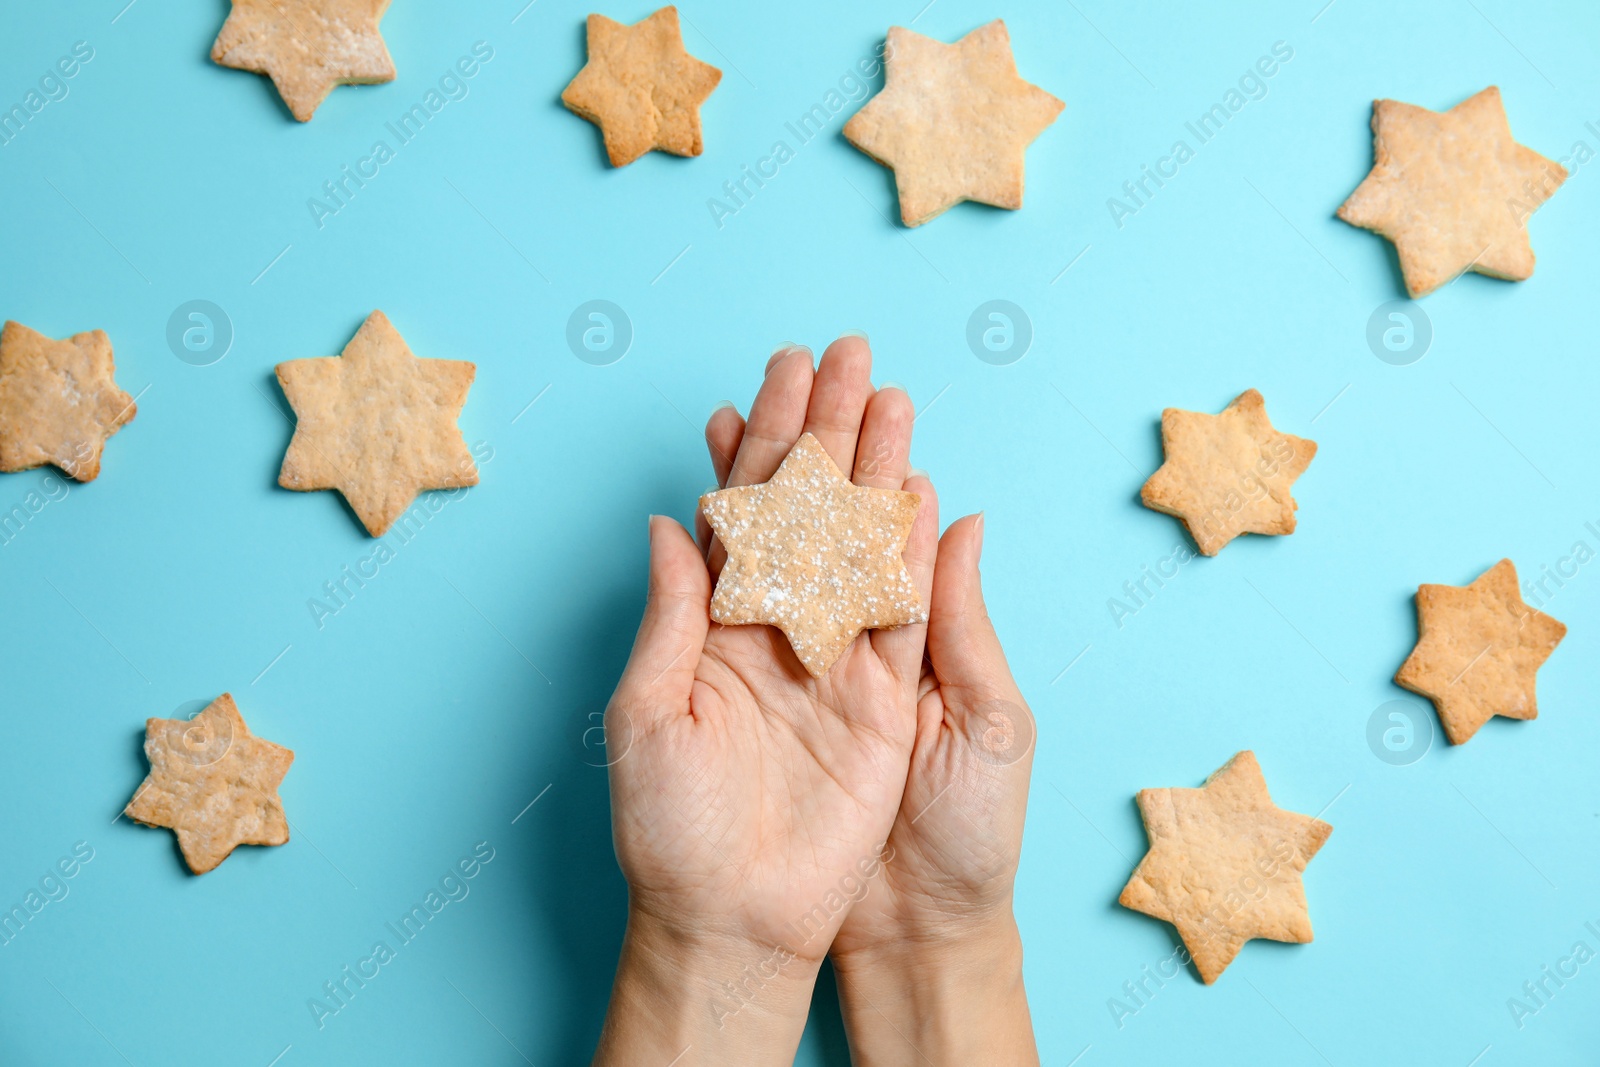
[926, 514, 1022, 706]
[852, 385, 912, 489]
[699, 404, 746, 555]
[870, 471, 938, 683]
[802, 335, 874, 476]
[708, 347, 814, 575]
[705, 403, 745, 488]
[764, 342, 802, 375]
[695, 509, 713, 558]
[612, 516, 711, 719]
[725, 346, 813, 488]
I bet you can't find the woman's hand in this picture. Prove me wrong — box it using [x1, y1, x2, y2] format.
[826, 504, 1039, 1064]
[593, 336, 938, 1066]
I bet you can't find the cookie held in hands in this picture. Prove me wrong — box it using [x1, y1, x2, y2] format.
[700, 433, 924, 678]
[125, 694, 295, 875]
[1119, 751, 1332, 984]
[1140, 389, 1316, 556]
[844, 20, 1063, 226]
[0, 320, 136, 482]
[275, 310, 477, 537]
[1395, 558, 1566, 745]
[561, 6, 722, 167]
[211, 0, 396, 122]
[1337, 86, 1566, 298]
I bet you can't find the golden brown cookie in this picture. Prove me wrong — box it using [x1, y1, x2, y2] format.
[1337, 86, 1566, 297]
[1140, 389, 1316, 557]
[701, 433, 924, 677]
[0, 320, 136, 482]
[1395, 559, 1566, 745]
[561, 6, 722, 167]
[125, 694, 294, 875]
[1119, 751, 1332, 984]
[843, 20, 1063, 226]
[276, 310, 477, 537]
[212, 0, 396, 122]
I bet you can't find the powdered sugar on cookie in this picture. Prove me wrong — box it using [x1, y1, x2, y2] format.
[701, 433, 923, 677]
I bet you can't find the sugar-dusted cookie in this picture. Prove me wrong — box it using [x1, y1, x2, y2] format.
[125, 694, 294, 875]
[1395, 559, 1566, 745]
[1140, 389, 1315, 557]
[276, 310, 477, 537]
[843, 20, 1063, 227]
[1338, 87, 1566, 297]
[0, 320, 136, 482]
[211, 0, 396, 122]
[561, 6, 722, 167]
[701, 433, 924, 677]
[1119, 751, 1332, 984]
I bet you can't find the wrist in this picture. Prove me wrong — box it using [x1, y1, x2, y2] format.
[833, 882, 1021, 964]
[594, 906, 821, 1066]
[831, 912, 1036, 1067]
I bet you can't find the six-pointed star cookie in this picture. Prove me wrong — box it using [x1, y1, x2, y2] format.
[276, 310, 477, 537]
[1119, 751, 1333, 984]
[1337, 86, 1566, 298]
[0, 320, 136, 482]
[1140, 389, 1316, 556]
[701, 432, 924, 677]
[843, 20, 1063, 227]
[125, 694, 295, 875]
[211, 0, 396, 122]
[1396, 559, 1566, 745]
[561, 6, 722, 167]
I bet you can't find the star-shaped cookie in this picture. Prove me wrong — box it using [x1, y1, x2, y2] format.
[843, 20, 1063, 227]
[276, 310, 477, 537]
[701, 433, 924, 677]
[1396, 559, 1566, 745]
[561, 6, 722, 167]
[0, 320, 136, 482]
[1119, 751, 1332, 984]
[1140, 389, 1316, 556]
[125, 694, 294, 875]
[211, 0, 396, 122]
[1337, 86, 1566, 297]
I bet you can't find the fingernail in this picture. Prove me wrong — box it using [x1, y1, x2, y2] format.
[712, 400, 736, 413]
[974, 512, 986, 560]
[842, 329, 870, 342]
[907, 466, 928, 480]
[879, 380, 908, 397]
[768, 344, 811, 373]
[648, 514, 658, 543]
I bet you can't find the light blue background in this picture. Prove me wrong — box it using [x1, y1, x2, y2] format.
[1, 0, 1596, 1063]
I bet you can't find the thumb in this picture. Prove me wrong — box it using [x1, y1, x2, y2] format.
[615, 515, 711, 715]
[927, 514, 1020, 705]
